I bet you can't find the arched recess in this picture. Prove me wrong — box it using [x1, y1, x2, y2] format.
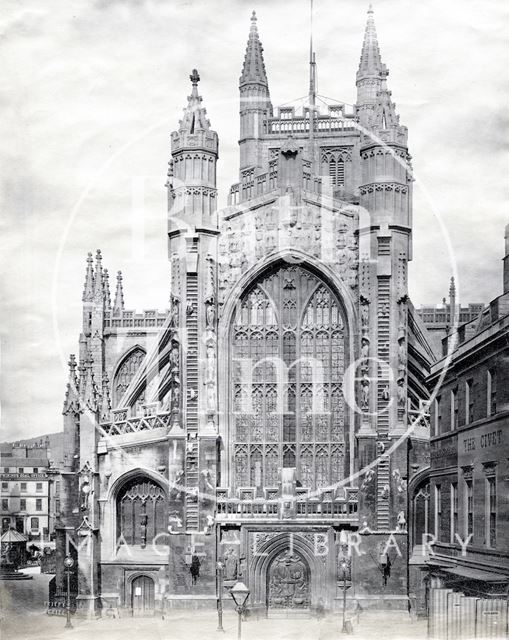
[221, 256, 354, 493]
[112, 346, 146, 412]
[249, 532, 325, 609]
[408, 467, 430, 549]
[114, 472, 167, 548]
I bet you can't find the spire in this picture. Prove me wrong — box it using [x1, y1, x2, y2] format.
[63, 354, 81, 415]
[82, 252, 95, 302]
[113, 271, 125, 315]
[308, 1, 316, 108]
[100, 374, 111, 423]
[240, 11, 269, 87]
[93, 249, 104, 303]
[103, 268, 111, 309]
[179, 69, 211, 132]
[357, 5, 384, 81]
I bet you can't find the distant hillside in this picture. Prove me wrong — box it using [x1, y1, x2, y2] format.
[1, 431, 64, 467]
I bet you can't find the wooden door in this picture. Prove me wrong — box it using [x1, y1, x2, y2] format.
[131, 575, 154, 615]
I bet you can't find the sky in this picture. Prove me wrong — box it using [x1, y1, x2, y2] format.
[1, 0, 508, 441]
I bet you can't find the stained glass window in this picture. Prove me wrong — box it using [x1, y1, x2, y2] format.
[230, 265, 347, 491]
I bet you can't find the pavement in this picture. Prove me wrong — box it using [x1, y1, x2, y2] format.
[0, 568, 428, 640]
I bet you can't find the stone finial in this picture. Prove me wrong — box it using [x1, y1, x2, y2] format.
[179, 70, 211, 132]
[93, 249, 104, 302]
[103, 268, 111, 308]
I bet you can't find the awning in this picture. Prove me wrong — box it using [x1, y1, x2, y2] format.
[0, 529, 29, 543]
[444, 565, 508, 583]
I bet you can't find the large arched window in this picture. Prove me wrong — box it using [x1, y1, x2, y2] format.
[112, 347, 146, 411]
[116, 476, 167, 547]
[230, 264, 347, 491]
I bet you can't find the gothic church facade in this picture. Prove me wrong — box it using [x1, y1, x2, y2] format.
[56, 8, 432, 616]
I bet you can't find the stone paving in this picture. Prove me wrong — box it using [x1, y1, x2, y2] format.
[0, 568, 428, 640]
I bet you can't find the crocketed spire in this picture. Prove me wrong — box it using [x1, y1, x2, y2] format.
[240, 10, 269, 87]
[179, 69, 211, 133]
[357, 5, 384, 81]
[82, 252, 95, 303]
[113, 271, 125, 316]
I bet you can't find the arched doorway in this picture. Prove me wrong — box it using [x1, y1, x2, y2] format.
[131, 575, 154, 615]
[267, 549, 310, 610]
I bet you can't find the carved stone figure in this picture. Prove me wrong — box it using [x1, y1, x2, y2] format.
[224, 547, 239, 581]
[206, 302, 216, 329]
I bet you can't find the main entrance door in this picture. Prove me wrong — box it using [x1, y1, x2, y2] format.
[268, 549, 310, 609]
[131, 575, 155, 615]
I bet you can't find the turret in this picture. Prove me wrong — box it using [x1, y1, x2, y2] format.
[239, 11, 273, 170]
[168, 69, 218, 235]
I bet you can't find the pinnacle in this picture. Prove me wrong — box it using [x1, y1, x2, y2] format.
[82, 251, 95, 302]
[113, 270, 125, 315]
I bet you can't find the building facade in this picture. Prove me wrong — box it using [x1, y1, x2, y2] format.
[0, 440, 60, 541]
[55, 8, 432, 617]
[409, 227, 509, 636]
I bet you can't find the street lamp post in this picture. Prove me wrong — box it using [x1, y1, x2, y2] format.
[340, 559, 349, 634]
[229, 581, 250, 640]
[63, 555, 74, 629]
[216, 561, 225, 632]
[338, 529, 351, 635]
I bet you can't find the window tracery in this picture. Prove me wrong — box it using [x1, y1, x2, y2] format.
[116, 477, 166, 546]
[113, 348, 146, 411]
[230, 265, 347, 491]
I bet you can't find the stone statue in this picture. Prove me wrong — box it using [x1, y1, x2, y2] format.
[206, 302, 215, 329]
[224, 547, 239, 581]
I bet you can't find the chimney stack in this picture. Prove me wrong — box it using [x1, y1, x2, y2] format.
[504, 224, 509, 293]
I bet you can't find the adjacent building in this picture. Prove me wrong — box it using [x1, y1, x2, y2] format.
[409, 226, 509, 636]
[0, 440, 60, 542]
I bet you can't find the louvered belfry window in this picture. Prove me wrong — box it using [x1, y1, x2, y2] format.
[328, 157, 345, 186]
[230, 264, 347, 491]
